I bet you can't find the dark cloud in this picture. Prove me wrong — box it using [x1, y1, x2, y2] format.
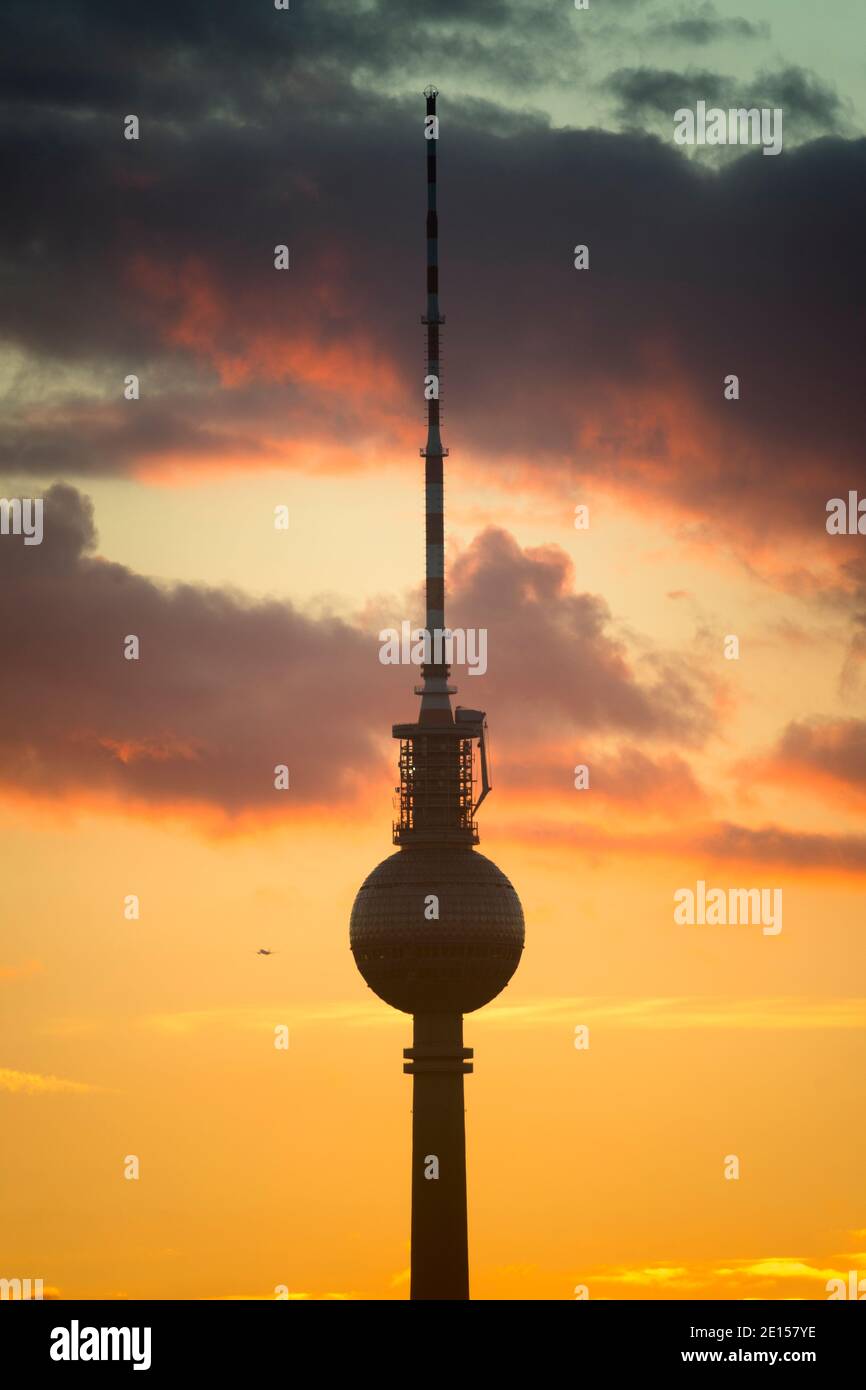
[447, 527, 716, 744]
[521, 816, 866, 875]
[841, 559, 866, 693]
[0, 490, 708, 816]
[0, 0, 582, 118]
[603, 61, 846, 138]
[0, 483, 389, 815]
[604, 65, 728, 122]
[765, 718, 866, 801]
[753, 64, 846, 131]
[2, 100, 864, 555]
[0, 405, 278, 476]
[650, 3, 769, 47]
[694, 821, 866, 872]
[500, 744, 708, 809]
[589, 746, 707, 805]
[0, 4, 863, 591]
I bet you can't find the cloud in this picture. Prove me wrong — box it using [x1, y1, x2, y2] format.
[748, 717, 866, 811]
[722, 1258, 838, 1280]
[141, 1002, 398, 1035]
[649, 4, 769, 46]
[447, 527, 716, 743]
[694, 821, 866, 872]
[512, 817, 866, 877]
[580, 1252, 846, 1299]
[0, 0, 585, 115]
[604, 61, 847, 140]
[0, 1067, 97, 1095]
[65, 995, 866, 1037]
[499, 744, 708, 812]
[217, 1291, 356, 1301]
[0, 489, 706, 820]
[0, 40, 863, 603]
[839, 557, 866, 695]
[604, 65, 728, 122]
[757, 64, 848, 132]
[603, 1265, 689, 1285]
[0, 483, 389, 817]
[478, 996, 866, 1030]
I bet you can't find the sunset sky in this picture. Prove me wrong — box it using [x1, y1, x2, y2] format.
[2, 0, 865, 1300]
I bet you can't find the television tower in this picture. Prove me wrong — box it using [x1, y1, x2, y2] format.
[350, 88, 525, 1302]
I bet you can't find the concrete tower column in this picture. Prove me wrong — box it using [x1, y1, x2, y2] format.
[404, 1012, 473, 1300]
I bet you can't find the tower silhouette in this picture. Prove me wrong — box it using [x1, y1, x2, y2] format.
[350, 87, 525, 1301]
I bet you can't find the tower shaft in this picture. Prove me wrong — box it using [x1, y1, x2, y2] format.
[404, 1013, 472, 1300]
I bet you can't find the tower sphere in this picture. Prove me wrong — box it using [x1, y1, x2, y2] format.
[350, 847, 525, 1015]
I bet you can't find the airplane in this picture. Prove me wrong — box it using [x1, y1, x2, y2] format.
[255, 948, 277, 956]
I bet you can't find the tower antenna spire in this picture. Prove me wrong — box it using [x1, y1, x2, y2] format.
[419, 83, 453, 725]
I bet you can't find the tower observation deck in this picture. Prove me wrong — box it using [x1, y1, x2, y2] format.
[349, 88, 525, 1301]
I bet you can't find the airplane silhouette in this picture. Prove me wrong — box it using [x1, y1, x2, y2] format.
[255, 948, 276, 956]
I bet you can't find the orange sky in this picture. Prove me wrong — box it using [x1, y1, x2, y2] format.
[2, 458, 864, 1300]
[2, 0, 865, 1298]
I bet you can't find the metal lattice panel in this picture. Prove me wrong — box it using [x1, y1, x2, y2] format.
[394, 734, 478, 845]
